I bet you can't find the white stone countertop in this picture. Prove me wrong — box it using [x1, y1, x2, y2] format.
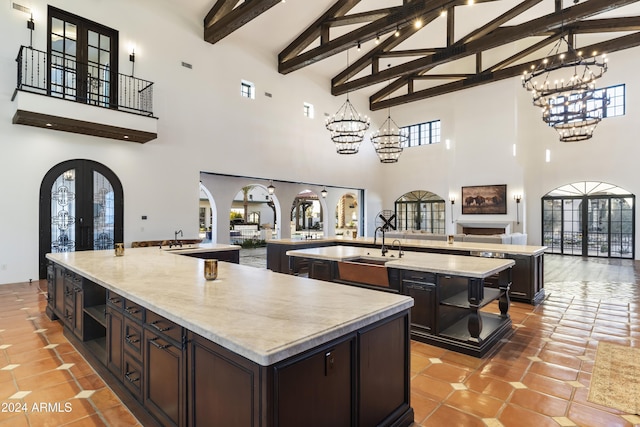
[46, 247, 413, 366]
[286, 245, 515, 279]
[271, 236, 547, 256]
[155, 242, 241, 254]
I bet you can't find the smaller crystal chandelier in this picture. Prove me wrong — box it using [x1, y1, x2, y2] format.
[370, 114, 408, 163]
[370, 64, 408, 163]
[326, 49, 370, 154]
[522, 33, 608, 142]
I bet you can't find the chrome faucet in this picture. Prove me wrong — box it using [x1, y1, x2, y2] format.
[172, 230, 183, 248]
[374, 226, 388, 256]
[391, 239, 403, 258]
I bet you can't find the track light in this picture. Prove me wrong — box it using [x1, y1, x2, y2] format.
[357, 41, 361, 51]
[394, 27, 400, 37]
[375, 35, 380, 45]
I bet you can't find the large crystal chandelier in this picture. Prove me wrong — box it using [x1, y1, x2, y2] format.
[326, 49, 370, 154]
[522, 34, 608, 142]
[326, 97, 370, 154]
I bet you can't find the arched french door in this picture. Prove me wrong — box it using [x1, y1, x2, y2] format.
[395, 190, 446, 233]
[39, 159, 123, 278]
[542, 182, 634, 259]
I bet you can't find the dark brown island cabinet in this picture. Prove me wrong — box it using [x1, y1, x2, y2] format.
[285, 246, 514, 358]
[46, 248, 414, 427]
[267, 238, 545, 305]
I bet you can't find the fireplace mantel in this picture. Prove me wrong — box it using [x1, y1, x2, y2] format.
[456, 221, 512, 235]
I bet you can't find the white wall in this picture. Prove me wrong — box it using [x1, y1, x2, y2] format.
[1, 0, 639, 284]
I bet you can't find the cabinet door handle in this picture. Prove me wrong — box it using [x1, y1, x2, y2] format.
[125, 306, 140, 315]
[150, 321, 171, 332]
[126, 334, 140, 344]
[149, 337, 170, 350]
[108, 298, 121, 305]
[125, 371, 140, 383]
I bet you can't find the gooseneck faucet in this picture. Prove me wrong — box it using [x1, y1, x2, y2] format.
[374, 226, 388, 256]
[391, 239, 403, 258]
[172, 229, 183, 248]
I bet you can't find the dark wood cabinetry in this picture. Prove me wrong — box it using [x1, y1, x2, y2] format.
[106, 305, 124, 376]
[268, 240, 545, 304]
[182, 249, 239, 263]
[47, 258, 413, 427]
[143, 314, 185, 427]
[391, 268, 513, 357]
[186, 332, 262, 427]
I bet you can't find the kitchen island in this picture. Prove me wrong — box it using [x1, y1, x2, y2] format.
[267, 236, 545, 304]
[286, 246, 515, 357]
[46, 246, 414, 427]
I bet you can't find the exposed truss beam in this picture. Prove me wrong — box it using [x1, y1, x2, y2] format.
[279, 0, 474, 75]
[370, 31, 640, 110]
[326, 7, 403, 27]
[459, 0, 543, 44]
[204, 0, 283, 44]
[335, 0, 640, 95]
[279, 0, 362, 66]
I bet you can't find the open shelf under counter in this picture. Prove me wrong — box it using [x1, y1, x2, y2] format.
[84, 305, 107, 328]
[441, 288, 502, 309]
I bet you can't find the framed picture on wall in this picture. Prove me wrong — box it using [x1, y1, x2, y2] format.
[461, 184, 507, 214]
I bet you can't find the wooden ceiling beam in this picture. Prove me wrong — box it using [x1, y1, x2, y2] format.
[336, 0, 640, 94]
[204, 0, 238, 29]
[279, 0, 362, 65]
[569, 16, 640, 33]
[204, 0, 283, 44]
[280, 0, 461, 75]
[458, 0, 543, 44]
[326, 7, 403, 27]
[370, 31, 640, 110]
[331, 12, 440, 88]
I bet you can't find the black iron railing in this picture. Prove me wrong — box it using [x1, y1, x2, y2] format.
[16, 45, 154, 117]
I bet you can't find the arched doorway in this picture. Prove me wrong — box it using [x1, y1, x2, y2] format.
[291, 190, 323, 238]
[542, 182, 634, 258]
[335, 193, 358, 236]
[39, 159, 124, 278]
[395, 190, 446, 233]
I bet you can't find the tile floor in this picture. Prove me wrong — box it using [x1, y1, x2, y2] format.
[0, 254, 638, 426]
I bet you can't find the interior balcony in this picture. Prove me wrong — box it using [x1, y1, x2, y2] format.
[12, 46, 158, 143]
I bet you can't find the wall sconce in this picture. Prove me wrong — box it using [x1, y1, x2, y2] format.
[514, 194, 522, 224]
[27, 14, 35, 47]
[321, 187, 327, 198]
[267, 180, 276, 195]
[449, 196, 456, 223]
[129, 48, 136, 76]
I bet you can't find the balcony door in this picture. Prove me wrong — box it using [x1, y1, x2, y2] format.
[48, 6, 119, 107]
[39, 160, 123, 279]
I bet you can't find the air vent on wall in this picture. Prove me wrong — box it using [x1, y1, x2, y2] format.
[265, 92, 272, 98]
[181, 61, 192, 69]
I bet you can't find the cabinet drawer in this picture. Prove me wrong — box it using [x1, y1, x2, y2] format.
[124, 317, 143, 360]
[401, 270, 436, 283]
[106, 290, 124, 310]
[123, 299, 144, 323]
[146, 311, 183, 346]
[123, 352, 143, 402]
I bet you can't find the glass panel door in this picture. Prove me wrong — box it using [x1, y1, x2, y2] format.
[93, 172, 115, 250]
[562, 198, 583, 255]
[586, 198, 609, 257]
[50, 169, 76, 252]
[40, 160, 123, 279]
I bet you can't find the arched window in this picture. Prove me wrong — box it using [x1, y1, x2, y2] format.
[542, 182, 634, 258]
[395, 191, 445, 233]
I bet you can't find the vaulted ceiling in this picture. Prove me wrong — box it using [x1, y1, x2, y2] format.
[204, 0, 640, 110]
